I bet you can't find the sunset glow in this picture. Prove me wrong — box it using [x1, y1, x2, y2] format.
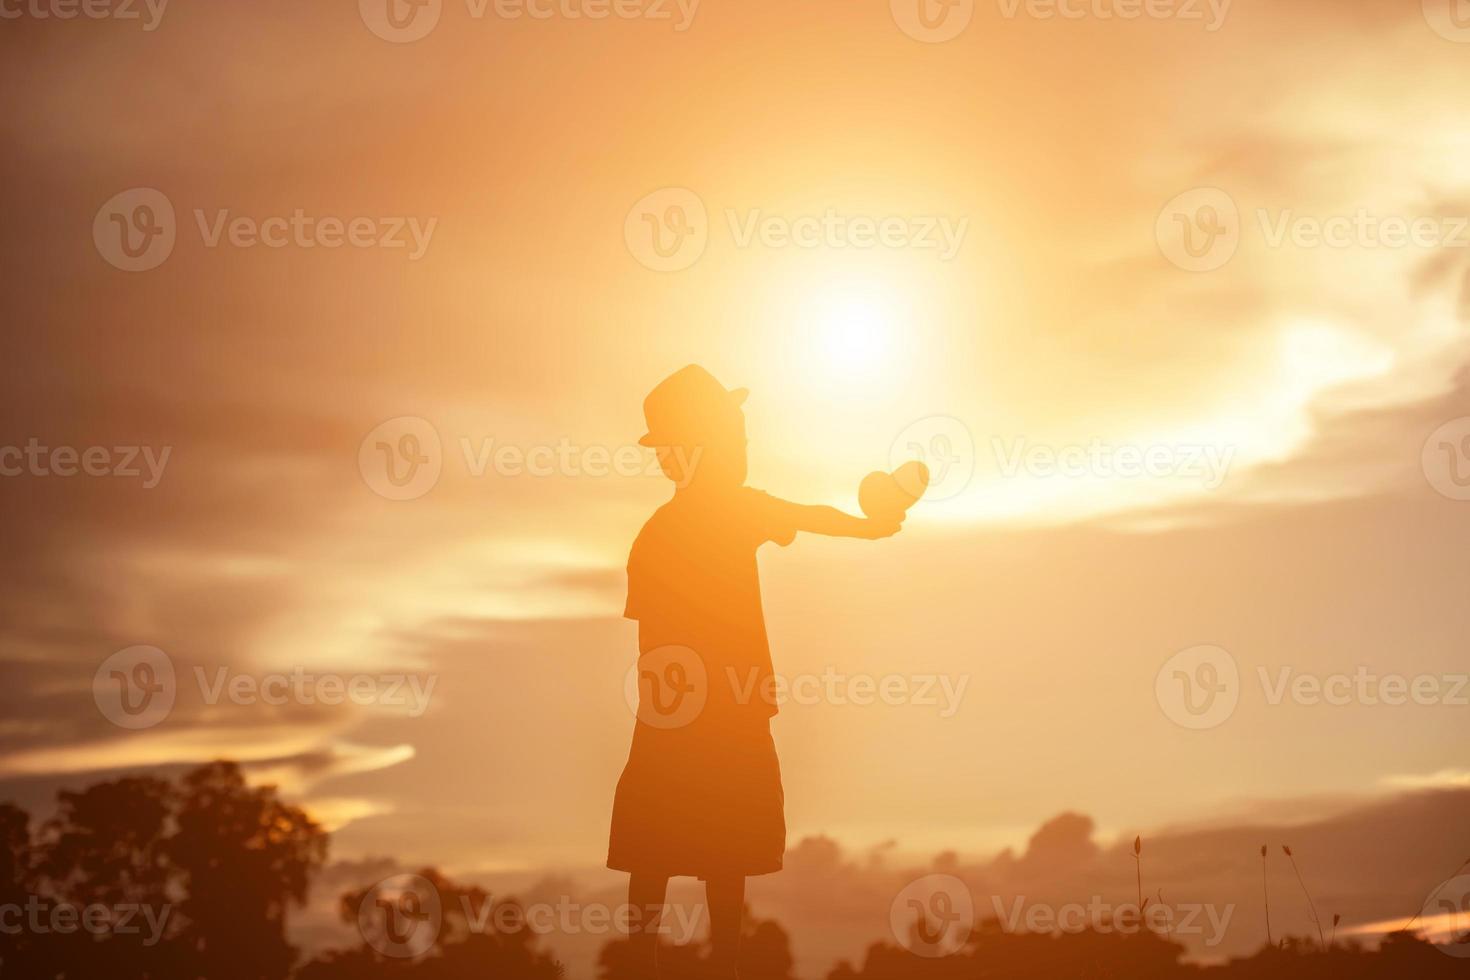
[5, 2, 1470, 978]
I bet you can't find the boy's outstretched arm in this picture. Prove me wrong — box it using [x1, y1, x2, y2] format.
[787, 503, 901, 540]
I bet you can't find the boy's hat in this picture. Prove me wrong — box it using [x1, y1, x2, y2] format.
[638, 365, 748, 447]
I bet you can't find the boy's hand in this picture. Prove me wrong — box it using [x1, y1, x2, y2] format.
[786, 503, 902, 540]
[857, 516, 902, 539]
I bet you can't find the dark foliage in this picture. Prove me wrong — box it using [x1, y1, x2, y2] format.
[3, 765, 1466, 979]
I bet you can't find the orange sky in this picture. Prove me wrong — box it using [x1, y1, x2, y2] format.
[3, 0, 1470, 972]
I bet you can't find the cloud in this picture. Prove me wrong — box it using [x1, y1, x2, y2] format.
[281, 785, 1470, 978]
[1381, 769, 1470, 791]
[744, 787, 1470, 972]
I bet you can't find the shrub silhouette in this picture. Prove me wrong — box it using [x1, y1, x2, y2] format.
[2, 763, 1467, 979]
[597, 905, 795, 980]
[823, 920, 1467, 980]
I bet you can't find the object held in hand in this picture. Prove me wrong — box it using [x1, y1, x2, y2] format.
[858, 461, 930, 521]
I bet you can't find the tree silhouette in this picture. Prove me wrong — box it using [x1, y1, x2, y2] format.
[4, 765, 1469, 980]
[169, 761, 329, 980]
[0, 760, 326, 980]
[32, 775, 181, 980]
[0, 802, 41, 977]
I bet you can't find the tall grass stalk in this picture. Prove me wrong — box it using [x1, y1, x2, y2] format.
[1260, 845, 1272, 947]
[1282, 845, 1324, 949]
[1404, 856, 1470, 934]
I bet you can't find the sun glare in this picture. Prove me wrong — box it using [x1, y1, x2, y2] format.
[801, 280, 902, 385]
[817, 296, 889, 375]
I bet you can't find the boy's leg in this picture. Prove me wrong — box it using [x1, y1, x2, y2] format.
[705, 875, 746, 978]
[628, 873, 670, 979]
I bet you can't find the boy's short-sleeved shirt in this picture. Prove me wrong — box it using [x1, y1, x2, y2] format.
[625, 486, 802, 718]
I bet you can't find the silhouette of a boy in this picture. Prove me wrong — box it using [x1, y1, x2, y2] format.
[609, 365, 901, 979]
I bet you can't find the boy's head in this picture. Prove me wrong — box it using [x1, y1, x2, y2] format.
[639, 365, 748, 489]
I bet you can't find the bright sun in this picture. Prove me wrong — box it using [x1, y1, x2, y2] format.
[804, 281, 899, 381]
